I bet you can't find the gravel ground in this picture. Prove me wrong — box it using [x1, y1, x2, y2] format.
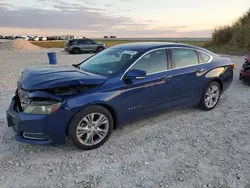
[0, 49, 249, 188]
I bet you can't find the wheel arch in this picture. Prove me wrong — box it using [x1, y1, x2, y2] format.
[96, 46, 104, 51]
[71, 47, 81, 53]
[212, 78, 223, 91]
[66, 102, 118, 136]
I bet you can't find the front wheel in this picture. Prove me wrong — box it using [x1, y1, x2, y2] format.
[199, 81, 221, 111]
[68, 105, 113, 150]
[96, 47, 104, 53]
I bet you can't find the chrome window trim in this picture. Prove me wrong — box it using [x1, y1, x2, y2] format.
[120, 46, 213, 80]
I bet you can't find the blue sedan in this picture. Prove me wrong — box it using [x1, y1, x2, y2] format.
[6, 42, 234, 150]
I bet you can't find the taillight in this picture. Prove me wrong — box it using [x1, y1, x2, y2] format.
[231, 64, 235, 70]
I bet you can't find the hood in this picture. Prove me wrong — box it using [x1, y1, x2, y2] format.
[19, 67, 108, 90]
[98, 43, 106, 47]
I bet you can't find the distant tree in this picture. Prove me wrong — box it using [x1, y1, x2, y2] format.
[104, 36, 108, 38]
[211, 8, 250, 51]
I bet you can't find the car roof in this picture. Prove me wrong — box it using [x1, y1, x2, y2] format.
[70, 38, 88, 40]
[111, 42, 215, 55]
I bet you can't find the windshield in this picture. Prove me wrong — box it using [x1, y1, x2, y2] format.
[79, 48, 138, 76]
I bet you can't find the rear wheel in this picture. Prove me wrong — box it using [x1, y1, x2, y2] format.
[71, 48, 81, 54]
[68, 105, 113, 150]
[199, 81, 221, 111]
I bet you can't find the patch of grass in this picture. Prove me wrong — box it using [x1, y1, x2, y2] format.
[33, 40, 246, 55]
[204, 43, 247, 55]
[31, 40, 207, 48]
[31, 41, 65, 48]
[211, 8, 250, 54]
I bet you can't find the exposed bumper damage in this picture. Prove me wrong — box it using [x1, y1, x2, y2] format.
[7, 68, 104, 145]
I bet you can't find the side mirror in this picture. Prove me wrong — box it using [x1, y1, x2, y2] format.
[123, 69, 146, 80]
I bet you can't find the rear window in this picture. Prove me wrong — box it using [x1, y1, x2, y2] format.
[198, 52, 210, 63]
[66, 40, 77, 45]
[171, 49, 199, 68]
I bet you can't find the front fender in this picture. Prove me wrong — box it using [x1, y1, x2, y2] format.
[66, 91, 121, 114]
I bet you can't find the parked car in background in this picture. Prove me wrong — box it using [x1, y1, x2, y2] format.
[22, 36, 29, 40]
[65, 38, 106, 54]
[14, 36, 23, 39]
[6, 42, 234, 150]
[32, 36, 39, 41]
[33, 36, 47, 41]
[239, 55, 250, 82]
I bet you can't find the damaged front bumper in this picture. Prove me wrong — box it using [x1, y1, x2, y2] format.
[6, 96, 73, 145]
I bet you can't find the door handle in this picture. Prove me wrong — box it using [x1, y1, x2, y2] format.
[160, 75, 172, 81]
[196, 69, 205, 74]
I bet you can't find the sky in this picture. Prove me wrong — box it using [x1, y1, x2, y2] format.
[0, 0, 249, 38]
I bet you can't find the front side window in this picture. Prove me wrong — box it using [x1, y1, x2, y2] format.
[79, 48, 138, 76]
[85, 39, 94, 44]
[171, 49, 199, 68]
[131, 50, 168, 74]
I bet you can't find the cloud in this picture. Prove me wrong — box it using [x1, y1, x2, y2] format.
[0, 1, 212, 37]
[104, 4, 114, 7]
[38, 0, 96, 6]
[145, 20, 157, 23]
[0, 3, 137, 31]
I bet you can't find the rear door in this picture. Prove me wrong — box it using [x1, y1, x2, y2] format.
[78, 40, 87, 51]
[169, 48, 209, 107]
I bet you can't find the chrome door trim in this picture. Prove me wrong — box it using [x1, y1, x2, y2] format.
[120, 46, 214, 80]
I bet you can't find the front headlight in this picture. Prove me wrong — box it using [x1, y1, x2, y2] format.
[23, 102, 61, 114]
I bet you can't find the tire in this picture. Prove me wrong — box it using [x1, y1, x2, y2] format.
[199, 81, 221, 111]
[71, 48, 81, 54]
[68, 105, 113, 150]
[239, 73, 243, 80]
[96, 47, 104, 53]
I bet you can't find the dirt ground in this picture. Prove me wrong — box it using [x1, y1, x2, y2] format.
[0, 49, 249, 188]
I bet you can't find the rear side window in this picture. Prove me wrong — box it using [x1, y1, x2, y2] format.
[131, 50, 168, 74]
[198, 52, 210, 63]
[171, 49, 199, 68]
[66, 40, 77, 45]
[78, 40, 87, 44]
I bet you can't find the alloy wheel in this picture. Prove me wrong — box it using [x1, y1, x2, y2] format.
[205, 85, 220, 108]
[76, 113, 109, 146]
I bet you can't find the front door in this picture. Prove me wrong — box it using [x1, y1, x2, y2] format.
[120, 49, 173, 120]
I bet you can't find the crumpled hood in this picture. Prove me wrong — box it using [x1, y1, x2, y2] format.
[19, 67, 108, 90]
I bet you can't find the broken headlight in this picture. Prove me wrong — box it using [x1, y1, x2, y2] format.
[23, 101, 61, 115]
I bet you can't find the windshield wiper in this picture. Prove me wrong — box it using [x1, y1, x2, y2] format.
[72, 64, 80, 69]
